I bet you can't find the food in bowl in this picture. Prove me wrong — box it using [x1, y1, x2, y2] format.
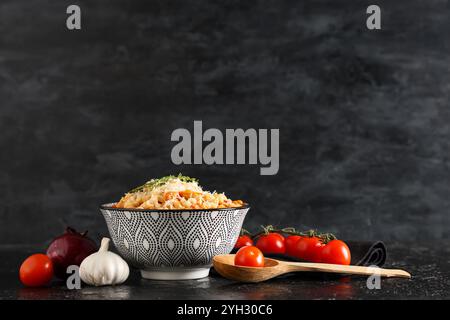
[114, 174, 244, 210]
[100, 174, 249, 280]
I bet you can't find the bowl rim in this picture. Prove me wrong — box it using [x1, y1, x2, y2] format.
[100, 202, 250, 212]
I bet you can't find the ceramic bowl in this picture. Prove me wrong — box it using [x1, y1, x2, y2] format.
[100, 203, 249, 280]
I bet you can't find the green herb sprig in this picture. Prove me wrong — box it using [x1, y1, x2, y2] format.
[127, 174, 199, 194]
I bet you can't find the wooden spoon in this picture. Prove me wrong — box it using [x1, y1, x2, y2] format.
[213, 254, 411, 283]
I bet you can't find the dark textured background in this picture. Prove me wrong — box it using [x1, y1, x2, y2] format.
[1, 0, 449, 245]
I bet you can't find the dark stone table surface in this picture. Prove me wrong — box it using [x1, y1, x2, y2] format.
[1, 242, 448, 300]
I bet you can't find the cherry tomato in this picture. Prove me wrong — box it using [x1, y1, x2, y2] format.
[320, 240, 351, 265]
[234, 246, 265, 267]
[234, 235, 253, 249]
[285, 235, 302, 257]
[255, 233, 285, 255]
[19, 254, 54, 287]
[293, 236, 324, 262]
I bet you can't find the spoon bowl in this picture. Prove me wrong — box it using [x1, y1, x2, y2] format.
[213, 254, 411, 283]
[213, 254, 283, 282]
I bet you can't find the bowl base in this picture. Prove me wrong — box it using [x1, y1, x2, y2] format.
[140, 267, 210, 280]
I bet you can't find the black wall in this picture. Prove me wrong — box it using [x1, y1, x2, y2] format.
[1, 0, 449, 245]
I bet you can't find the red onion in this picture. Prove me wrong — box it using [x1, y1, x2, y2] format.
[46, 227, 98, 279]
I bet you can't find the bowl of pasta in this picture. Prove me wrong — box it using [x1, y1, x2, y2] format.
[100, 175, 249, 280]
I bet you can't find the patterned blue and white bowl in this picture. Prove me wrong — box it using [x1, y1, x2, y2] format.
[100, 203, 249, 280]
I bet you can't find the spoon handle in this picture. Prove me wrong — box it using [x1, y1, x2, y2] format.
[282, 261, 411, 278]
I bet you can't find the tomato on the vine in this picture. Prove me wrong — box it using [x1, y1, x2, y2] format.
[293, 236, 324, 262]
[19, 254, 54, 287]
[234, 246, 265, 267]
[285, 235, 302, 257]
[234, 235, 253, 249]
[320, 240, 351, 265]
[255, 233, 285, 254]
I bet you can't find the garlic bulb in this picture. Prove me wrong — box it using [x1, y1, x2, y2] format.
[79, 237, 129, 286]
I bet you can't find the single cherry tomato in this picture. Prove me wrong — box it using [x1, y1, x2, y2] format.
[19, 254, 54, 287]
[255, 233, 285, 255]
[320, 240, 351, 265]
[285, 235, 302, 257]
[234, 246, 265, 267]
[234, 235, 253, 249]
[293, 236, 324, 262]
